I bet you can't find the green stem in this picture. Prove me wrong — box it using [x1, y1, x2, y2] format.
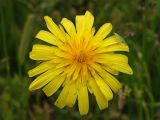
[0, 0, 10, 77]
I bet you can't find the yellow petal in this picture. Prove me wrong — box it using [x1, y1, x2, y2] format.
[106, 43, 129, 52]
[76, 15, 85, 35]
[64, 64, 77, 77]
[75, 15, 88, 47]
[44, 16, 65, 41]
[29, 52, 54, 60]
[55, 61, 70, 69]
[90, 63, 121, 93]
[95, 54, 133, 75]
[53, 48, 72, 59]
[42, 75, 65, 96]
[78, 86, 89, 115]
[28, 61, 56, 77]
[95, 54, 128, 64]
[49, 57, 64, 64]
[110, 63, 133, 75]
[88, 78, 108, 110]
[91, 27, 95, 36]
[58, 42, 73, 54]
[29, 44, 55, 60]
[66, 83, 77, 107]
[36, 30, 62, 46]
[76, 76, 82, 90]
[94, 74, 113, 101]
[103, 72, 122, 93]
[29, 68, 63, 91]
[84, 27, 95, 50]
[59, 24, 65, 33]
[55, 85, 69, 108]
[87, 82, 93, 94]
[72, 64, 81, 81]
[84, 11, 94, 33]
[31, 44, 56, 51]
[81, 64, 89, 84]
[102, 65, 119, 75]
[94, 23, 112, 41]
[61, 18, 76, 38]
[75, 11, 94, 41]
[99, 35, 121, 47]
[95, 43, 129, 53]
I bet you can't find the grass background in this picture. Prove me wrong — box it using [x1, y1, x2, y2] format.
[0, 0, 160, 120]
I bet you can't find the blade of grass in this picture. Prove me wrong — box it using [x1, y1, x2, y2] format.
[18, 14, 35, 66]
[0, 0, 10, 77]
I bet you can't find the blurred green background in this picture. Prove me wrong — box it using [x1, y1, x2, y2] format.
[0, 0, 160, 120]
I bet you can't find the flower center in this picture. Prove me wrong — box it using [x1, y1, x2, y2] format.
[76, 50, 87, 63]
[71, 48, 95, 64]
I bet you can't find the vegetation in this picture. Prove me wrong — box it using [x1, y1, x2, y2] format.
[0, 0, 160, 119]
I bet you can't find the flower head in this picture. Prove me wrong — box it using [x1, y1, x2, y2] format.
[28, 11, 133, 115]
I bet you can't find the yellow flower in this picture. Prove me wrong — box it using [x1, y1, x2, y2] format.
[28, 11, 133, 115]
